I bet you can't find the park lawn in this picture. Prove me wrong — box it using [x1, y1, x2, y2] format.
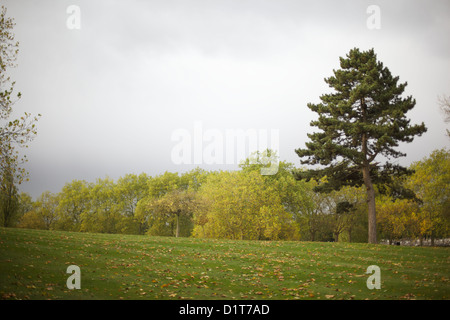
[0, 227, 448, 300]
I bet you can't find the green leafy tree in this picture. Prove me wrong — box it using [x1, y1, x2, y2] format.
[180, 167, 209, 192]
[194, 170, 297, 240]
[7, 191, 33, 227]
[296, 182, 363, 242]
[0, 159, 18, 227]
[146, 189, 197, 237]
[407, 148, 450, 244]
[115, 173, 150, 234]
[17, 210, 45, 229]
[135, 172, 182, 235]
[240, 150, 313, 234]
[80, 177, 120, 234]
[296, 180, 326, 241]
[0, 6, 40, 187]
[56, 180, 91, 231]
[147, 171, 183, 198]
[376, 196, 408, 244]
[295, 48, 427, 243]
[33, 191, 59, 230]
[15, 192, 33, 222]
[326, 188, 354, 242]
[331, 186, 367, 242]
[0, 7, 39, 226]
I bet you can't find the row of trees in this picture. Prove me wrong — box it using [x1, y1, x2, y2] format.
[3, 149, 449, 244]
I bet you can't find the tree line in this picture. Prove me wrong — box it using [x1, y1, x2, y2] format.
[2, 149, 448, 244]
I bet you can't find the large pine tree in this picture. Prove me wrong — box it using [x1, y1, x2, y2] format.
[295, 48, 427, 244]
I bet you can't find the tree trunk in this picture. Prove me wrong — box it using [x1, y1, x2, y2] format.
[360, 100, 377, 244]
[175, 212, 180, 238]
[362, 165, 377, 244]
[310, 230, 316, 242]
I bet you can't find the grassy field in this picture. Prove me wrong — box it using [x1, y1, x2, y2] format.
[0, 227, 449, 300]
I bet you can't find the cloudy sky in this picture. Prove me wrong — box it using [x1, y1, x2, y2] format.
[3, 0, 450, 198]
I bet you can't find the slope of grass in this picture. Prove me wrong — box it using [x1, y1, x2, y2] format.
[0, 227, 449, 300]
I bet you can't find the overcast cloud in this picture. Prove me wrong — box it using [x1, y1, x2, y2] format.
[3, 0, 450, 198]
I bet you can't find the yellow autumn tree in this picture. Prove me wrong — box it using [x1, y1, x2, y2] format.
[377, 196, 415, 244]
[17, 210, 45, 229]
[407, 148, 450, 245]
[145, 189, 197, 238]
[193, 170, 297, 240]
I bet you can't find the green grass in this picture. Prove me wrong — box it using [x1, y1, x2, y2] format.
[0, 227, 449, 300]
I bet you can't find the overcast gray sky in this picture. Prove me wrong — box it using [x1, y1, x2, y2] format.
[3, 0, 450, 198]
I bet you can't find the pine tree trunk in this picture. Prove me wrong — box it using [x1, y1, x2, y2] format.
[362, 165, 377, 244]
[361, 121, 377, 244]
[367, 190, 377, 244]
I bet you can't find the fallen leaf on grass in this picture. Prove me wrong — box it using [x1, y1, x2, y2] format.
[400, 293, 416, 300]
[2, 293, 16, 299]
